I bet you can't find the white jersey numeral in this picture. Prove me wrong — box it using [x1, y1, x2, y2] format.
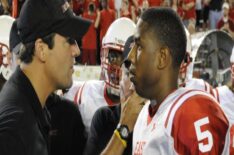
[194, 117, 213, 153]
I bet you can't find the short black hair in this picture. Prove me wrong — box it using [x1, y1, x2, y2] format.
[141, 8, 186, 67]
[19, 33, 55, 64]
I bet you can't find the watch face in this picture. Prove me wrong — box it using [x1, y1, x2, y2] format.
[121, 127, 129, 138]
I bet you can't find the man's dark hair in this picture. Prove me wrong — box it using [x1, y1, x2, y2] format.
[19, 33, 55, 63]
[141, 8, 187, 67]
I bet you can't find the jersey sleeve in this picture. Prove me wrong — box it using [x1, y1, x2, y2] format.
[171, 95, 229, 155]
[63, 81, 85, 103]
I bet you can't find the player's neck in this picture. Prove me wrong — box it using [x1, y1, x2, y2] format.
[153, 72, 178, 105]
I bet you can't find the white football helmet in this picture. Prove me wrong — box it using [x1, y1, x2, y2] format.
[0, 15, 15, 80]
[179, 26, 195, 86]
[101, 17, 136, 96]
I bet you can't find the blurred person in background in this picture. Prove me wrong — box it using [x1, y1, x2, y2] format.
[95, 0, 115, 45]
[0, 0, 10, 15]
[208, 0, 224, 29]
[182, 0, 196, 27]
[172, 0, 184, 19]
[217, 2, 234, 37]
[120, 0, 136, 22]
[228, 0, 234, 21]
[82, 2, 98, 65]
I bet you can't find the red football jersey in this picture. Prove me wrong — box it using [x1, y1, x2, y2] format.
[133, 88, 229, 155]
[182, 0, 196, 20]
[171, 95, 229, 154]
[108, 0, 115, 10]
[99, 9, 115, 43]
[229, 8, 234, 22]
[148, 0, 162, 7]
[82, 12, 97, 50]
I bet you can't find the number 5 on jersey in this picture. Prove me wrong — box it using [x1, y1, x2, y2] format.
[194, 117, 213, 153]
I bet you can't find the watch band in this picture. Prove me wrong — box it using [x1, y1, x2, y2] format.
[114, 129, 127, 148]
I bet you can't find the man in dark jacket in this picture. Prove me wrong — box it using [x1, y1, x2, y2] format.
[46, 93, 87, 155]
[0, 0, 91, 154]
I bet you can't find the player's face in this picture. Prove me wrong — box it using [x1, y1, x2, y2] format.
[128, 19, 161, 99]
[45, 33, 80, 90]
[107, 49, 123, 85]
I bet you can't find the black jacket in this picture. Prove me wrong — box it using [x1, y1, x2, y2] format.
[46, 93, 87, 155]
[0, 67, 50, 155]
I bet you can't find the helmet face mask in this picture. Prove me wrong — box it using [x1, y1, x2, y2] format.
[101, 46, 124, 96]
[179, 52, 193, 86]
[100, 18, 136, 96]
[178, 27, 194, 86]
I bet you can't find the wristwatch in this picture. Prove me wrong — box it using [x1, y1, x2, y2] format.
[116, 124, 130, 141]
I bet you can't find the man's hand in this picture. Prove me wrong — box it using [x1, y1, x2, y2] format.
[120, 92, 146, 132]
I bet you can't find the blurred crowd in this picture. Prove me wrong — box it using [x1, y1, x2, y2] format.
[1, 0, 233, 65]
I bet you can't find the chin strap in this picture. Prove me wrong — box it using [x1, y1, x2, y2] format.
[179, 53, 192, 86]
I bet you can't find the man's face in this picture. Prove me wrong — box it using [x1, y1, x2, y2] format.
[45, 33, 80, 90]
[106, 49, 123, 86]
[101, 0, 107, 9]
[128, 19, 161, 99]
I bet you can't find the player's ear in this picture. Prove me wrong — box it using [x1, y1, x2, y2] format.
[157, 47, 171, 69]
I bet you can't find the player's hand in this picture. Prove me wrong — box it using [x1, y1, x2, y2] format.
[120, 91, 146, 132]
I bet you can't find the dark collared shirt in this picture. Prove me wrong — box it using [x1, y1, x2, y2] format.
[0, 66, 50, 155]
